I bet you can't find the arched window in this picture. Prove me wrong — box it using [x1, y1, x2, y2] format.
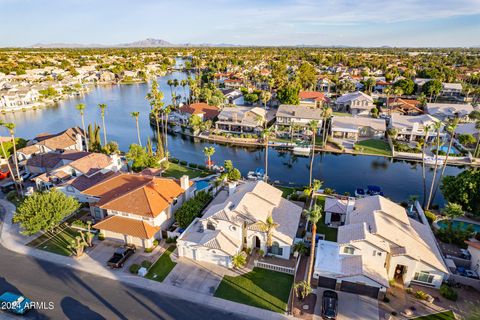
[270, 241, 283, 256]
[207, 221, 215, 230]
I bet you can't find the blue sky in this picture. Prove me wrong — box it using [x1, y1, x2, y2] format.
[1, 0, 480, 47]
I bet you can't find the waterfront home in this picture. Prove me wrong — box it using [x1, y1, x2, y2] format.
[25, 151, 90, 174]
[223, 78, 243, 89]
[0, 87, 40, 111]
[215, 106, 266, 134]
[299, 91, 330, 108]
[330, 116, 386, 141]
[177, 181, 302, 267]
[314, 196, 448, 298]
[465, 241, 480, 272]
[384, 98, 423, 116]
[390, 114, 444, 142]
[221, 88, 244, 105]
[324, 196, 355, 226]
[335, 91, 375, 116]
[178, 102, 220, 124]
[441, 83, 463, 97]
[425, 103, 475, 122]
[85, 174, 193, 248]
[17, 127, 86, 162]
[275, 104, 322, 136]
[98, 70, 116, 83]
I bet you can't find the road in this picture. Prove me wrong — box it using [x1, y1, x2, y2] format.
[0, 245, 251, 320]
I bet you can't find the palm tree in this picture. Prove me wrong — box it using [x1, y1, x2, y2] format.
[180, 79, 188, 104]
[163, 105, 172, 155]
[393, 87, 404, 107]
[3, 123, 23, 196]
[469, 111, 480, 158]
[130, 112, 141, 146]
[308, 120, 319, 188]
[261, 91, 272, 110]
[384, 86, 392, 115]
[262, 126, 272, 182]
[257, 216, 279, 253]
[146, 80, 166, 157]
[98, 103, 108, 146]
[0, 121, 18, 195]
[167, 79, 174, 100]
[303, 203, 322, 284]
[426, 121, 443, 209]
[203, 146, 215, 168]
[231, 252, 247, 269]
[320, 106, 332, 146]
[293, 241, 308, 256]
[75, 103, 88, 152]
[294, 280, 313, 301]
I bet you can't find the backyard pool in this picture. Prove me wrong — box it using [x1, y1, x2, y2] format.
[437, 219, 480, 233]
[195, 180, 210, 191]
[436, 145, 461, 155]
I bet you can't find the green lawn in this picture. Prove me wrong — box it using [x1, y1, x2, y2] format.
[332, 111, 352, 117]
[162, 163, 210, 179]
[27, 225, 83, 256]
[315, 195, 338, 241]
[413, 311, 455, 320]
[276, 186, 299, 198]
[214, 268, 293, 313]
[354, 139, 392, 156]
[145, 246, 177, 282]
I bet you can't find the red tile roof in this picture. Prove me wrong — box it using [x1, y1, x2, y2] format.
[179, 103, 220, 120]
[299, 91, 329, 102]
[93, 215, 159, 239]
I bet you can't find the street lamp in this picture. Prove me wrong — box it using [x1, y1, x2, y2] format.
[290, 250, 299, 315]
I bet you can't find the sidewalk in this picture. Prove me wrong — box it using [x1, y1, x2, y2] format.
[0, 199, 293, 320]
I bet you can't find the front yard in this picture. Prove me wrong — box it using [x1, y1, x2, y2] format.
[145, 245, 177, 282]
[315, 195, 338, 242]
[354, 139, 392, 156]
[162, 163, 210, 179]
[214, 267, 293, 313]
[26, 224, 84, 256]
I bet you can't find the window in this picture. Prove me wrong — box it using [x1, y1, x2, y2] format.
[343, 246, 355, 254]
[414, 271, 434, 284]
[373, 250, 376, 256]
[207, 221, 215, 230]
[173, 198, 178, 206]
[268, 242, 283, 256]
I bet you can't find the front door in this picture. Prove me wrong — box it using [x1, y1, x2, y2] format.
[252, 236, 260, 249]
[394, 264, 407, 280]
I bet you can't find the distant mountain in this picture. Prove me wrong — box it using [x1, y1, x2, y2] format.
[115, 38, 174, 47]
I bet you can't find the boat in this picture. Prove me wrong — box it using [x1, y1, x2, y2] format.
[293, 145, 311, 156]
[423, 156, 445, 166]
[355, 185, 384, 198]
[247, 168, 265, 181]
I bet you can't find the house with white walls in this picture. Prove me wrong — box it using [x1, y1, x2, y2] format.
[177, 181, 302, 268]
[390, 113, 444, 142]
[335, 91, 375, 116]
[314, 195, 448, 299]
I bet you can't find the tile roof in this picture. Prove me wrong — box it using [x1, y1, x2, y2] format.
[68, 153, 113, 176]
[331, 116, 386, 132]
[299, 91, 329, 102]
[35, 127, 84, 150]
[276, 104, 323, 121]
[93, 216, 159, 239]
[179, 103, 220, 120]
[64, 171, 119, 192]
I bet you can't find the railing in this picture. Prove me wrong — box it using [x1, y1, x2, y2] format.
[254, 260, 295, 275]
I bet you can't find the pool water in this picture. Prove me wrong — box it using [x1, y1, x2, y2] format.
[195, 180, 209, 191]
[437, 145, 460, 155]
[437, 219, 480, 232]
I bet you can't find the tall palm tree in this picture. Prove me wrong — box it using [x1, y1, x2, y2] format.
[203, 146, 215, 168]
[321, 106, 332, 146]
[426, 121, 443, 209]
[146, 80, 166, 157]
[384, 86, 392, 115]
[180, 79, 188, 104]
[75, 103, 88, 152]
[163, 106, 172, 155]
[262, 126, 272, 182]
[475, 120, 480, 158]
[130, 112, 141, 146]
[0, 121, 18, 195]
[261, 91, 272, 110]
[98, 103, 108, 146]
[3, 123, 23, 196]
[303, 203, 322, 284]
[257, 216, 279, 253]
[167, 79, 174, 100]
[308, 120, 319, 188]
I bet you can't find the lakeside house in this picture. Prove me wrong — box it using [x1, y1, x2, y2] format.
[85, 173, 194, 248]
[324, 196, 355, 226]
[314, 195, 448, 299]
[299, 91, 330, 108]
[275, 104, 323, 136]
[215, 106, 267, 134]
[0, 87, 40, 111]
[178, 102, 220, 124]
[390, 114, 444, 142]
[330, 116, 386, 141]
[335, 91, 375, 116]
[177, 181, 302, 268]
[425, 103, 475, 122]
[441, 83, 463, 97]
[384, 98, 423, 116]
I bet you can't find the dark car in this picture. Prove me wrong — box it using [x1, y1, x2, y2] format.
[321, 290, 338, 320]
[1, 181, 18, 193]
[107, 244, 136, 268]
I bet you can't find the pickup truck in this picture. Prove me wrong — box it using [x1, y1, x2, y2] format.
[107, 245, 136, 268]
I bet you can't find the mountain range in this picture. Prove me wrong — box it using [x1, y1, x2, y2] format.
[30, 38, 239, 48]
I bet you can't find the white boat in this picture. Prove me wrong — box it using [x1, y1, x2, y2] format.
[423, 156, 445, 166]
[293, 146, 311, 156]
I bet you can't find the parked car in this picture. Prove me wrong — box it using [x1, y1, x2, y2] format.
[0, 169, 10, 180]
[1, 181, 18, 193]
[107, 244, 136, 268]
[0, 292, 31, 315]
[321, 290, 338, 320]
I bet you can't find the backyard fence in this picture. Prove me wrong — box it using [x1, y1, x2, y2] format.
[254, 260, 295, 275]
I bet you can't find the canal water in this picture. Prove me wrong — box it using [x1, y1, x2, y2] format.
[0, 61, 464, 205]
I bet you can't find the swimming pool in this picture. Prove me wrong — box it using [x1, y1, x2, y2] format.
[437, 145, 460, 155]
[195, 180, 210, 191]
[437, 219, 480, 232]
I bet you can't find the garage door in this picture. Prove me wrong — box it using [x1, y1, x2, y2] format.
[340, 281, 379, 299]
[317, 276, 337, 290]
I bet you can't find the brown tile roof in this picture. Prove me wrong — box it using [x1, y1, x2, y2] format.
[35, 127, 84, 150]
[387, 98, 423, 113]
[17, 145, 40, 155]
[64, 171, 119, 191]
[93, 216, 159, 239]
[179, 103, 220, 120]
[82, 173, 189, 217]
[299, 91, 328, 102]
[69, 153, 112, 176]
[26, 151, 89, 171]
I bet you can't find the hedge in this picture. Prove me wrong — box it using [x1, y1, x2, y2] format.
[174, 191, 213, 228]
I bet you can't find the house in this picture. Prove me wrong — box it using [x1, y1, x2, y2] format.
[25, 151, 90, 175]
[465, 241, 480, 272]
[441, 83, 463, 97]
[215, 106, 266, 134]
[414, 78, 432, 93]
[324, 196, 355, 226]
[178, 103, 220, 124]
[314, 196, 448, 299]
[177, 181, 302, 267]
[335, 92, 375, 116]
[86, 173, 194, 248]
[425, 103, 475, 122]
[221, 88, 244, 105]
[374, 80, 391, 93]
[299, 91, 330, 108]
[275, 104, 322, 136]
[385, 98, 423, 116]
[331, 116, 386, 141]
[390, 114, 444, 142]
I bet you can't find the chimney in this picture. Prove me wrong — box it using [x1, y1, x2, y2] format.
[180, 175, 189, 190]
[228, 182, 237, 195]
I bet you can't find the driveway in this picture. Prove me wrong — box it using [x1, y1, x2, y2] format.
[163, 258, 225, 295]
[315, 288, 379, 320]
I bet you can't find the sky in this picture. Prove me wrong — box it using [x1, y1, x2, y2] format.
[1, 0, 480, 47]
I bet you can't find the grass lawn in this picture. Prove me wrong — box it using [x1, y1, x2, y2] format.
[315, 195, 338, 241]
[276, 186, 299, 198]
[413, 311, 455, 320]
[27, 225, 83, 256]
[214, 268, 293, 313]
[332, 111, 352, 117]
[145, 245, 177, 282]
[354, 139, 392, 156]
[162, 163, 210, 179]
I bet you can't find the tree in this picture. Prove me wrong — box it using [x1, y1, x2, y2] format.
[293, 241, 308, 256]
[231, 252, 247, 269]
[228, 168, 241, 181]
[76, 103, 89, 152]
[0, 122, 20, 195]
[13, 190, 80, 236]
[203, 146, 215, 168]
[102, 141, 120, 155]
[297, 62, 317, 90]
[441, 169, 480, 215]
[426, 121, 443, 210]
[126, 144, 159, 171]
[308, 120, 319, 188]
[189, 114, 203, 132]
[244, 93, 259, 105]
[256, 216, 279, 252]
[130, 111, 141, 146]
[294, 280, 313, 301]
[393, 79, 415, 95]
[146, 80, 165, 158]
[98, 103, 108, 146]
[423, 80, 442, 102]
[163, 105, 172, 155]
[262, 127, 273, 182]
[469, 111, 480, 157]
[260, 91, 272, 109]
[68, 236, 87, 257]
[420, 124, 431, 208]
[443, 203, 464, 219]
[3, 123, 23, 196]
[277, 85, 300, 105]
[303, 203, 322, 284]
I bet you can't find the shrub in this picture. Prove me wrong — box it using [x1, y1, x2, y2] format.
[197, 165, 207, 171]
[425, 210, 436, 224]
[129, 264, 140, 274]
[153, 239, 159, 247]
[405, 287, 413, 294]
[324, 188, 334, 195]
[141, 260, 153, 269]
[174, 191, 213, 228]
[170, 158, 179, 164]
[166, 237, 177, 243]
[98, 233, 105, 241]
[245, 247, 252, 255]
[189, 163, 198, 169]
[71, 219, 87, 228]
[179, 160, 187, 166]
[415, 290, 428, 300]
[258, 249, 265, 256]
[440, 284, 458, 301]
[144, 247, 154, 253]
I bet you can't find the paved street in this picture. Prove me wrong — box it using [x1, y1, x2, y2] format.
[0, 245, 252, 320]
[315, 288, 379, 320]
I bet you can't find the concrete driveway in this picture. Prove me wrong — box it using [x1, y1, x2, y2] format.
[315, 288, 379, 320]
[163, 258, 225, 295]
